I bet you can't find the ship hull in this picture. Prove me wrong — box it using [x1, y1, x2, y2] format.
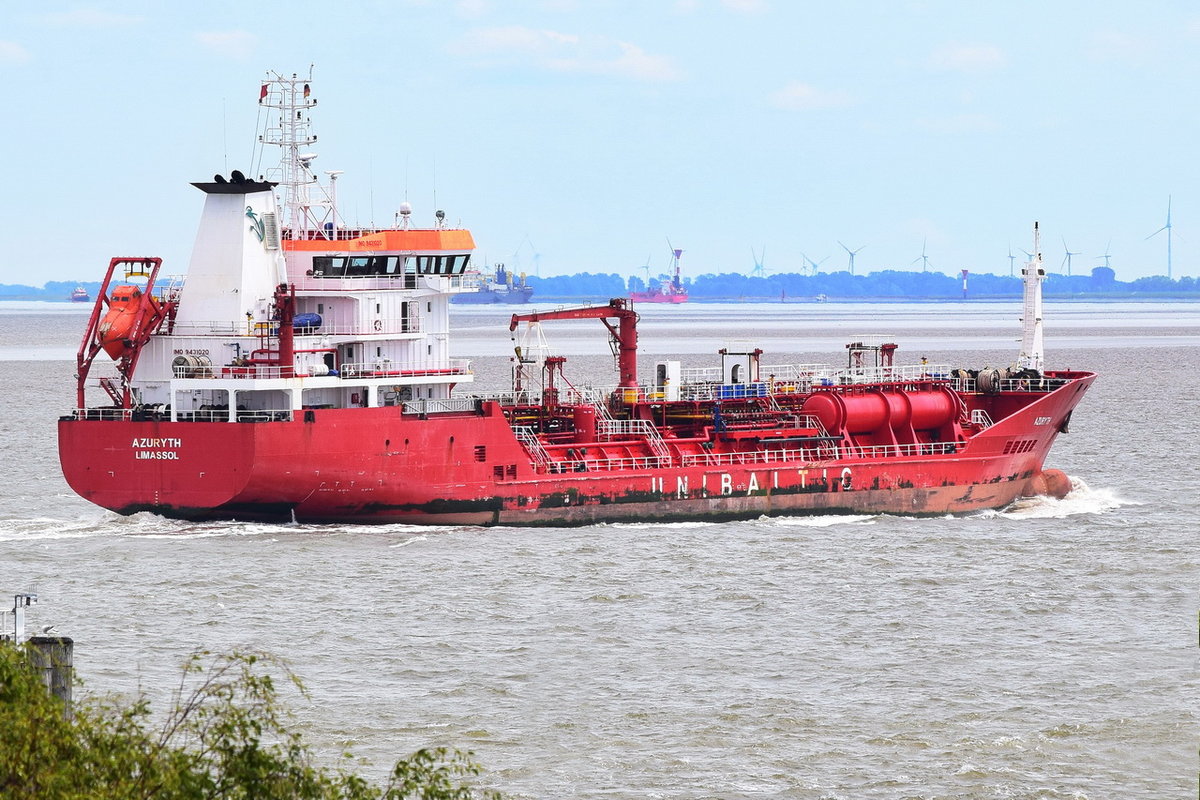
[452, 287, 533, 304]
[629, 293, 687, 304]
[58, 373, 1093, 526]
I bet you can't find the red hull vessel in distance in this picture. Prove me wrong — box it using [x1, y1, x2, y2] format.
[630, 247, 688, 304]
[58, 71, 1094, 526]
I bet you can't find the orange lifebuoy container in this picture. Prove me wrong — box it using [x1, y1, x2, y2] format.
[97, 285, 142, 359]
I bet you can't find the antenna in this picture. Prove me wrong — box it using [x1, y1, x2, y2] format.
[1061, 237, 1081, 276]
[1145, 195, 1174, 279]
[838, 240, 865, 274]
[911, 238, 931, 272]
[257, 68, 328, 236]
[1017, 221, 1046, 373]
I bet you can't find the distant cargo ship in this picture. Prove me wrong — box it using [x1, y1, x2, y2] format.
[70, 286, 90, 303]
[453, 264, 533, 304]
[631, 248, 688, 304]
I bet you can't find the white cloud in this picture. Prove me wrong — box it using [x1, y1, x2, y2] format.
[455, 0, 489, 19]
[769, 82, 852, 111]
[195, 30, 257, 60]
[1086, 30, 1154, 63]
[915, 113, 998, 134]
[927, 43, 1005, 72]
[721, 0, 768, 12]
[38, 9, 143, 26]
[455, 25, 578, 54]
[452, 26, 681, 81]
[551, 42, 681, 81]
[0, 41, 30, 63]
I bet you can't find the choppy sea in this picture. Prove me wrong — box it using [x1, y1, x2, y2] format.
[1, 300, 1196, 798]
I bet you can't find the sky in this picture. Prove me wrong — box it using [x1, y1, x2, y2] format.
[3, 1, 1198, 283]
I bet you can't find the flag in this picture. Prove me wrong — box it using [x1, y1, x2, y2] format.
[303, 83, 310, 99]
[259, 83, 268, 102]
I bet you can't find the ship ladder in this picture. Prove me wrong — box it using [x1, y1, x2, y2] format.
[970, 408, 995, 428]
[581, 387, 617, 424]
[512, 425, 552, 472]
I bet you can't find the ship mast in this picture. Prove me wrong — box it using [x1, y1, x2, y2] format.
[257, 69, 337, 239]
[1017, 221, 1045, 373]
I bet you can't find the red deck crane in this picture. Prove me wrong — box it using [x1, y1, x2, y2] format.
[509, 298, 640, 388]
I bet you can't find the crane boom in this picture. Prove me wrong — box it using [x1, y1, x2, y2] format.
[510, 298, 640, 387]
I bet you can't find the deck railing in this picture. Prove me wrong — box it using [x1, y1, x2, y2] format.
[401, 397, 481, 415]
[165, 316, 424, 338]
[339, 360, 471, 380]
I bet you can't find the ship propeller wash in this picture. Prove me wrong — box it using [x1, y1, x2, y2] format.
[58, 71, 1094, 525]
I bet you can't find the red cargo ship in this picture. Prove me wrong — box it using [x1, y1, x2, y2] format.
[58, 71, 1093, 526]
[630, 247, 688, 303]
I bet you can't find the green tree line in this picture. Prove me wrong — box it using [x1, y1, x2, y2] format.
[521, 266, 1200, 300]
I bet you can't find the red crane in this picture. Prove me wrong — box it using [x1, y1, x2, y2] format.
[509, 298, 640, 388]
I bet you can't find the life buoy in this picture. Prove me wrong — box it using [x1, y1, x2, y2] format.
[373, 320, 382, 332]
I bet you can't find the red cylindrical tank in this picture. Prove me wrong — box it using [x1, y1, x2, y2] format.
[838, 393, 890, 434]
[97, 285, 142, 360]
[884, 391, 911, 429]
[801, 392, 844, 434]
[907, 388, 956, 430]
[573, 405, 597, 443]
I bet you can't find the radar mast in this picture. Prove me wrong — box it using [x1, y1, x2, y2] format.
[1017, 222, 1045, 373]
[256, 69, 338, 239]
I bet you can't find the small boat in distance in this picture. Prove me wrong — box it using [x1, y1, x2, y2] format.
[70, 286, 90, 303]
[453, 263, 533, 304]
[631, 247, 688, 304]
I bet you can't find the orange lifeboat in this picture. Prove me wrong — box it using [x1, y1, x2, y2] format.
[97, 285, 143, 359]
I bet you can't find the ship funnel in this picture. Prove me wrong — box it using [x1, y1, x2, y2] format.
[174, 178, 287, 327]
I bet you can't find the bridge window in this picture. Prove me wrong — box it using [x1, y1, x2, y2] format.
[311, 254, 469, 278]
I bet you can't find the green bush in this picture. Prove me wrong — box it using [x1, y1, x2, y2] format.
[0, 644, 501, 800]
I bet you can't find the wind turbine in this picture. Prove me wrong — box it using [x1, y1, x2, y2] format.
[529, 241, 542, 276]
[1007, 245, 1017, 277]
[1061, 237, 1081, 276]
[838, 241, 865, 274]
[1146, 195, 1174, 279]
[802, 253, 830, 276]
[911, 239, 931, 272]
[631, 253, 653, 290]
[750, 246, 771, 278]
[1095, 240, 1113, 271]
[511, 235, 542, 276]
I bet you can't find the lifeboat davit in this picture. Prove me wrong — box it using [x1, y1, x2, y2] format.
[97, 285, 143, 359]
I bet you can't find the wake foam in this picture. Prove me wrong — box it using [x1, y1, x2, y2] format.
[982, 477, 1131, 520]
